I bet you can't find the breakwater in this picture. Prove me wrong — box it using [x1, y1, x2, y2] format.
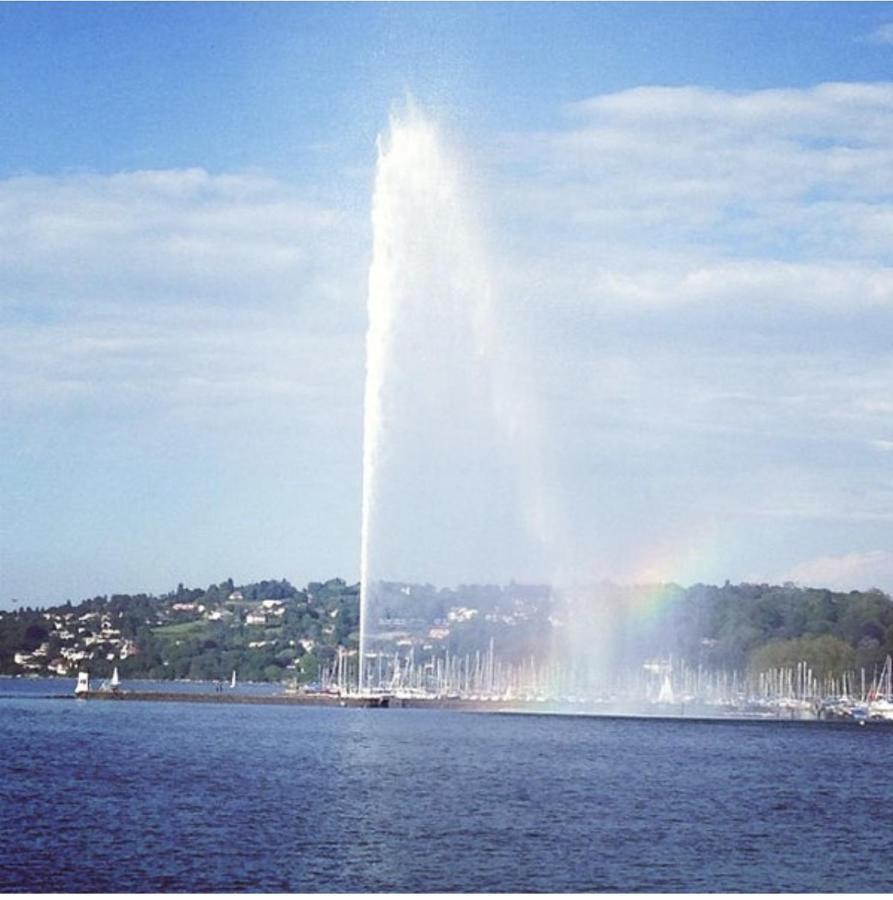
[60, 691, 493, 710]
[53, 690, 893, 725]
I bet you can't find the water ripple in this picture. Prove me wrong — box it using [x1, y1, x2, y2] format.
[1, 699, 892, 891]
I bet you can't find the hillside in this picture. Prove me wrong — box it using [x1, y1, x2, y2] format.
[2, 578, 892, 683]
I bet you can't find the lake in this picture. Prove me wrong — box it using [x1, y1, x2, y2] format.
[1, 678, 891, 892]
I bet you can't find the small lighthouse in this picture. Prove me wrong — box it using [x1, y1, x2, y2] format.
[75, 671, 90, 696]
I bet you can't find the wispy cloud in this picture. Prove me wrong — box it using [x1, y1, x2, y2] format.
[566, 82, 893, 133]
[476, 83, 893, 589]
[498, 82, 893, 258]
[5, 84, 893, 596]
[0, 169, 363, 315]
[783, 550, 893, 592]
[861, 22, 893, 45]
[0, 169, 367, 432]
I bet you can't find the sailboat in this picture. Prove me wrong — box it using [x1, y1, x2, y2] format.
[230, 669, 237, 690]
[868, 656, 893, 721]
[657, 674, 675, 705]
[99, 665, 122, 694]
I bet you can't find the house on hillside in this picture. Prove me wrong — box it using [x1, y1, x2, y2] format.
[207, 608, 234, 622]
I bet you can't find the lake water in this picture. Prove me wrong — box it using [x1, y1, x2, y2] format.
[1, 679, 892, 892]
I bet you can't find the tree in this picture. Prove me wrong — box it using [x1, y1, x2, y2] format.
[749, 635, 855, 678]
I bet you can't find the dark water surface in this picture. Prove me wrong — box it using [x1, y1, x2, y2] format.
[1, 683, 891, 892]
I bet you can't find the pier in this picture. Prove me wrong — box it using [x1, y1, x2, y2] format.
[54, 689, 893, 725]
[61, 690, 495, 710]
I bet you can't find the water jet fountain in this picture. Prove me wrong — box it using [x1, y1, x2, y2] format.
[359, 103, 515, 694]
[357, 105, 627, 703]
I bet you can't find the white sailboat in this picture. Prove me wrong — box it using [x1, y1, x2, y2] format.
[97, 664, 122, 693]
[657, 674, 675, 705]
[230, 669, 237, 689]
[868, 656, 893, 721]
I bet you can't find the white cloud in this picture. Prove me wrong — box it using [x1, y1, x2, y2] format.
[0, 169, 368, 432]
[543, 259, 893, 313]
[0, 169, 363, 315]
[5, 86, 893, 598]
[566, 82, 893, 140]
[484, 83, 893, 450]
[493, 83, 893, 289]
[0, 314, 362, 432]
[783, 550, 893, 592]
[470, 83, 893, 588]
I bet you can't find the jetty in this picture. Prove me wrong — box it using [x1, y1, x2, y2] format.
[54, 688, 893, 725]
[62, 690, 493, 710]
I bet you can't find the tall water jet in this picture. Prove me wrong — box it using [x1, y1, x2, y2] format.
[359, 103, 585, 695]
[359, 104, 508, 692]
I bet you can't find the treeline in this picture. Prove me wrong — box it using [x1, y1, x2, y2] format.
[588, 581, 893, 677]
[371, 579, 893, 677]
[2, 577, 892, 682]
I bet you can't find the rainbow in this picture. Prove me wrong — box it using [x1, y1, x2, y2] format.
[615, 515, 727, 621]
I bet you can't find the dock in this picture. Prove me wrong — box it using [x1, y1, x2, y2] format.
[52, 690, 893, 725]
[60, 690, 498, 710]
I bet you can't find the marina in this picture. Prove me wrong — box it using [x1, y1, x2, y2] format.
[57, 643, 893, 724]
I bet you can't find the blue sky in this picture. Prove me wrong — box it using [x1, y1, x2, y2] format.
[3, 3, 893, 605]
[4, 4, 892, 176]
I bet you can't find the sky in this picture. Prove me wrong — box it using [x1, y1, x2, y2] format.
[2, 2, 893, 606]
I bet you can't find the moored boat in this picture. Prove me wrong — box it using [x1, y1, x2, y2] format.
[868, 656, 893, 721]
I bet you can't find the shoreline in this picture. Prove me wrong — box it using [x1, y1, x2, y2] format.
[49, 689, 893, 726]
